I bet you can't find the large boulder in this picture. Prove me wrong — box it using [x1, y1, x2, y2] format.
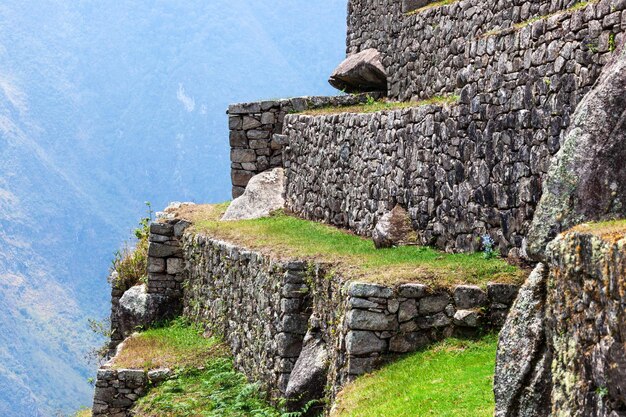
[372, 205, 416, 249]
[115, 284, 170, 340]
[526, 41, 626, 260]
[222, 168, 285, 221]
[328, 49, 387, 94]
[285, 331, 328, 415]
[494, 264, 552, 417]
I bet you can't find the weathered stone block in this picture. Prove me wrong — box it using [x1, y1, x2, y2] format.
[454, 285, 487, 309]
[419, 294, 451, 315]
[345, 330, 386, 355]
[347, 309, 398, 331]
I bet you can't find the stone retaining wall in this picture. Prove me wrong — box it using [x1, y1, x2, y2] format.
[181, 234, 312, 398]
[178, 228, 520, 403]
[92, 366, 170, 417]
[227, 94, 380, 198]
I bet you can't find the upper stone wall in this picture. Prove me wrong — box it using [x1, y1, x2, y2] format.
[347, 0, 624, 100]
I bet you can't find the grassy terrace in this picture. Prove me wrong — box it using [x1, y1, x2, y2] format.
[108, 319, 284, 417]
[298, 95, 459, 116]
[111, 318, 228, 370]
[331, 334, 499, 417]
[170, 204, 525, 288]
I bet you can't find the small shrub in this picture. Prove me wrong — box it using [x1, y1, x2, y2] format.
[109, 202, 153, 290]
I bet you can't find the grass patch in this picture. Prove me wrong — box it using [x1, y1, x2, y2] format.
[111, 318, 228, 370]
[171, 204, 525, 288]
[70, 409, 91, 417]
[299, 95, 459, 116]
[481, 1, 596, 38]
[404, 0, 457, 16]
[331, 334, 499, 417]
[569, 219, 626, 243]
[133, 358, 284, 417]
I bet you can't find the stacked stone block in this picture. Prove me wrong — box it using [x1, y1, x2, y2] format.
[93, 367, 170, 417]
[340, 281, 518, 379]
[146, 219, 190, 299]
[228, 93, 380, 198]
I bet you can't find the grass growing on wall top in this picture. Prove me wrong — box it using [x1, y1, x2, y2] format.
[112, 318, 228, 370]
[331, 334, 499, 417]
[569, 219, 626, 242]
[299, 95, 459, 116]
[175, 204, 525, 288]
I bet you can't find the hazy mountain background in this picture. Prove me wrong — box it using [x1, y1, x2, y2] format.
[0, 1, 347, 415]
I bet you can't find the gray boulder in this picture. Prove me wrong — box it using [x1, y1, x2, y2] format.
[494, 264, 552, 417]
[402, 0, 432, 12]
[372, 205, 416, 249]
[285, 331, 328, 415]
[115, 284, 170, 339]
[328, 49, 387, 93]
[526, 41, 626, 260]
[222, 168, 285, 220]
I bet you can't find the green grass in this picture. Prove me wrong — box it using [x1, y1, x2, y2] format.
[299, 95, 459, 116]
[174, 205, 525, 288]
[569, 219, 626, 242]
[331, 334, 499, 417]
[69, 409, 91, 417]
[112, 318, 228, 370]
[404, 0, 457, 16]
[133, 359, 285, 417]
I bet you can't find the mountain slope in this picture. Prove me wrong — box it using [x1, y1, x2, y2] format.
[0, 1, 347, 415]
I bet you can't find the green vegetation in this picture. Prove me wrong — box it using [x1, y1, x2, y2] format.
[112, 318, 228, 370]
[69, 409, 91, 417]
[110, 202, 153, 290]
[331, 334, 499, 417]
[133, 359, 284, 417]
[482, 1, 596, 38]
[609, 33, 616, 52]
[404, 0, 457, 16]
[174, 204, 525, 288]
[300, 95, 459, 116]
[122, 319, 307, 417]
[570, 219, 626, 242]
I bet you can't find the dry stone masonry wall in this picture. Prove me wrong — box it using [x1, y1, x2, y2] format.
[181, 234, 312, 398]
[228, 94, 380, 198]
[280, 0, 626, 254]
[177, 228, 519, 404]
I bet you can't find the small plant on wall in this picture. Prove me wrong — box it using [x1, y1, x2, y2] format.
[109, 202, 153, 290]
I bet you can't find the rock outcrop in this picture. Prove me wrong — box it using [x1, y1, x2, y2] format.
[328, 49, 387, 93]
[372, 205, 416, 249]
[494, 264, 551, 417]
[222, 168, 285, 220]
[527, 41, 626, 260]
[115, 284, 170, 341]
[285, 331, 328, 415]
[495, 227, 626, 417]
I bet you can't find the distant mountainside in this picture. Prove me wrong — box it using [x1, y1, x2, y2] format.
[0, 1, 346, 415]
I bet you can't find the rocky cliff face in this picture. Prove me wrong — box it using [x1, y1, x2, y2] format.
[527, 40, 626, 259]
[495, 41, 626, 417]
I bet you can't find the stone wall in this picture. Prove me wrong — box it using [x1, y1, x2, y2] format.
[227, 94, 380, 198]
[181, 234, 312, 398]
[178, 228, 519, 403]
[347, 0, 625, 100]
[108, 218, 190, 352]
[93, 365, 170, 417]
[282, 0, 626, 254]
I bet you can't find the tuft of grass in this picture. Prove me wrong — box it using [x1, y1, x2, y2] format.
[569, 219, 626, 243]
[111, 318, 228, 370]
[133, 358, 283, 417]
[110, 202, 153, 290]
[331, 334, 499, 417]
[404, 0, 457, 16]
[298, 95, 459, 116]
[70, 409, 91, 417]
[174, 204, 525, 288]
